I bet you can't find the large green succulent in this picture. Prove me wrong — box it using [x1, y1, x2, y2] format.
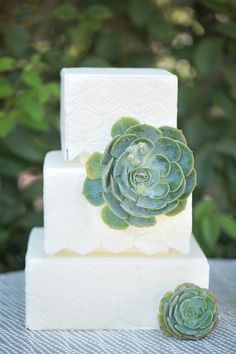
[158, 283, 219, 340]
[83, 117, 196, 230]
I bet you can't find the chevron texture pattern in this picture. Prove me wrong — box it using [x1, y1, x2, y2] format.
[60, 69, 177, 161]
[44, 151, 192, 255]
[25, 228, 209, 330]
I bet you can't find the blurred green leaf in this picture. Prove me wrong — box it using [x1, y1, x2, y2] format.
[53, 4, 77, 21]
[195, 145, 215, 189]
[0, 77, 14, 98]
[124, 51, 155, 67]
[22, 71, 42, 89]
[4, 128, 46, 162]
[214, 22, 236, 40]
[212, 90, 236, 118]
[86, 5, 112, 20]
[0, 156, 27, 177]
[0, 57, 15, 72]
[200, 0, 232, 14]
[16, 7, 41, 24]
[194, 200, 236, 256]
[16, 92, 44, 121]
[149, 12, 174, 44]
[0, 111, 17, 137]
[21, 180, 43, 202]
[129, 0, 153, 26]
[0, 229, 9, 245]
[194, 38, 223, 77]
[38, 82, 59, 104]
[96, 33, 122, 61]
[207, 174, 229, 211]
[18, 210, 43, 228]
[5, 24, 29, 57]
[228, 45, 236, 62]
[194, 200, 217, 220]
[219, 214, 236, 241]
[215, 139, 236, 159]
[80, 56, 110, 67]
[222, 66, 236, 89]
[200, 216, 221, 252]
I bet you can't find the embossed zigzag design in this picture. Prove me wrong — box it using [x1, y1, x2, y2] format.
[62, 75, 177, 160]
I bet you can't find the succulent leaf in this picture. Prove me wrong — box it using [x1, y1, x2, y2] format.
[165, 179, 186, 203]
[83, 177, 104, 206]
[137, 195, 167, 209]
[142, 182, 170, 199]
[158, 314, 173, 337]
[101, 135, 119, 165]
[130, 137, 154, 152]
[111, 134, 137, 158]
[86, 151, 104, 180]
[166, 198, 187, 216]
[113, 151, 128, 177]
[148, 200, 179, 216]
[158, 283, 219, 340]
[125, 124, 162, 143]
[159, 126, 187, 144]
[178, 142, 194, 176]
[128, 215, 156, 227]
[83, 117, 196, 229]
[121, 198, 154, 218]
[103, 191, 128, 219]
[155, 137, 181, 161]
[181, 169, 197, 199]
[101, 205, 129, 230]
[149, 154, 170, 177]
[117, 177, 138, 201]
[111, 117, 140, 137]
[102, 158, 114, 192]
[110, 175, 123, 202]
[163, 161, 184, 192]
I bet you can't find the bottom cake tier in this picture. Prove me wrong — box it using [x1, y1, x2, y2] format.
[25, 228, 209, 330]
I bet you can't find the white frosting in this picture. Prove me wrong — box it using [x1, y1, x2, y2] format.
[26, 228, 209, 330]
[25, 228, 209, 330]
[44, 151, 192, 255]
[60, 68, 177, 161]
[25, 68, 202, 331]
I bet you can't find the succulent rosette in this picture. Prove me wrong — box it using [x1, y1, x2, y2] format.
[158, 283, 219, 340]
[83, 117, 196, 229]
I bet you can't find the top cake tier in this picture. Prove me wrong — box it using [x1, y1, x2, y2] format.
[60, 68, 177, 161]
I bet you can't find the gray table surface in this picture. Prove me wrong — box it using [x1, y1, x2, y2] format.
[0, 260, 236, 354]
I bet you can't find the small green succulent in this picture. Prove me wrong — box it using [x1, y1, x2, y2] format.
[83, 117, 196, 230]
[158, 283, 219, 340]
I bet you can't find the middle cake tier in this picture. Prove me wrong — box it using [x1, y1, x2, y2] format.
[44, 151, 192, 255]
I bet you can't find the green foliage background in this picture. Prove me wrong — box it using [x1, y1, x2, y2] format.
[0, 0, 236, 272]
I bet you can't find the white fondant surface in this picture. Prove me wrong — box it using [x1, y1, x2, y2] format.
[25, 228, 209, 330]
[60, 68, 177, 161]
[44, 151, 192, 255]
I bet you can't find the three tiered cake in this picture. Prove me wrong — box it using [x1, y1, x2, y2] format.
[25, 68, 209, 330]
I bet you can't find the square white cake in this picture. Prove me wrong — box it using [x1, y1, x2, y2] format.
[61, 68, 177, 161]
[25, 228, 209, 330]
[44, 151, 192, 255]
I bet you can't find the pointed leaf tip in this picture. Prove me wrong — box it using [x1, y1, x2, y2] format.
[111, 117, 140, 137]
[86, 152, 104, 179]
[101, 205, 129, 229]
[83, 177, 104, 206]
